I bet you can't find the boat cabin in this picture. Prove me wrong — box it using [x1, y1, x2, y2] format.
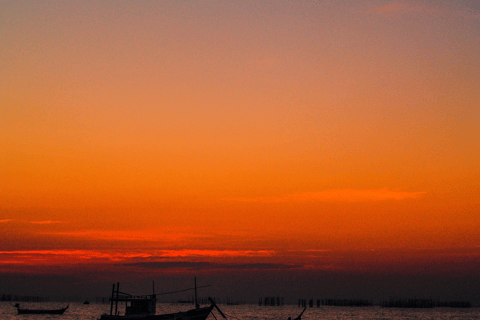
[109, 283, 156, 316]
[124, 295, 156, 315]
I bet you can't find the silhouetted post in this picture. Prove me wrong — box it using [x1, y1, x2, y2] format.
[110, 284, 115, 315]
[194, 277, 199, 309]
[115, 282, 119, 316]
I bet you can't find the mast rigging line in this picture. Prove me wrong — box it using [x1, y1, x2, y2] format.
[156, 285, 211, 296]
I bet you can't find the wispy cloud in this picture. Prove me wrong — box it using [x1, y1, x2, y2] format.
[0, 219, 12, 223]
[0, 249, 275, 265]
[50, 230, 206, 242]
[156, 249, 275, 258]
[0, 250, 114, 258]
[29, 220, 63, 225]
[223, 189, 426, 203]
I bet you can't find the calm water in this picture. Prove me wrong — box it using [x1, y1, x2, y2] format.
[1, 302, 479, 320]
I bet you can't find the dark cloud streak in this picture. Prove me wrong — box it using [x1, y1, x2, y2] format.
[122, 261, 302, 270]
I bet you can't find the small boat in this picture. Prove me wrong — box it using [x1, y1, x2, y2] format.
[15, 304, 69, 315]
[99, 280, 225, 320]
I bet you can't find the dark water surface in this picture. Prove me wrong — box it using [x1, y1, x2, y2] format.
[2, 302, 479, 320]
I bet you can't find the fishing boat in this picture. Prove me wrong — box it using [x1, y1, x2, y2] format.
[15, 303, 69, 315]
[99, 280, 225, 320]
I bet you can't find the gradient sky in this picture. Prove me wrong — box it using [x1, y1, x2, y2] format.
[1, 0, 479, 303]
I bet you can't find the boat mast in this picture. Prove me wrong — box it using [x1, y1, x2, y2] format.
[194, 277, 199, 309]
[110, 283, 115, 316]
[115, 282, 120, 316]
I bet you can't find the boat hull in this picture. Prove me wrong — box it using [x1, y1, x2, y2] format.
[99, 305, 213, 320]
[17, 306, 69, 315]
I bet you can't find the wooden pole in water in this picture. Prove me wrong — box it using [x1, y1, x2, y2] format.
[110, 284, 115, 316]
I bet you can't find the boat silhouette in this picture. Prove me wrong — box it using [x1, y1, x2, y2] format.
[14, 303, 69, 315]
[99, 279, 225, 320]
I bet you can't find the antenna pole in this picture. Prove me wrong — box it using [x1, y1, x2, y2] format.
[115, 282, 120, 316]
[195, 277, 199, 309]
[110, 284, 115, 316]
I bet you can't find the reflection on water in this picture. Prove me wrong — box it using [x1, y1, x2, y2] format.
[1, 301, 479, 320]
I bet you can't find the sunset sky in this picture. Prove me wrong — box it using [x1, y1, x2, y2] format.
[1, 0, 479, 303]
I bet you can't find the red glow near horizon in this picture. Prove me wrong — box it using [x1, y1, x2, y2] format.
[0, 2, 479, 298]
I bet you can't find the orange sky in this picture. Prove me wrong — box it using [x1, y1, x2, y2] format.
[1, 0, 479, 302]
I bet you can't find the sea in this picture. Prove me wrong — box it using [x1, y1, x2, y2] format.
[1, 301, 480, 320]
